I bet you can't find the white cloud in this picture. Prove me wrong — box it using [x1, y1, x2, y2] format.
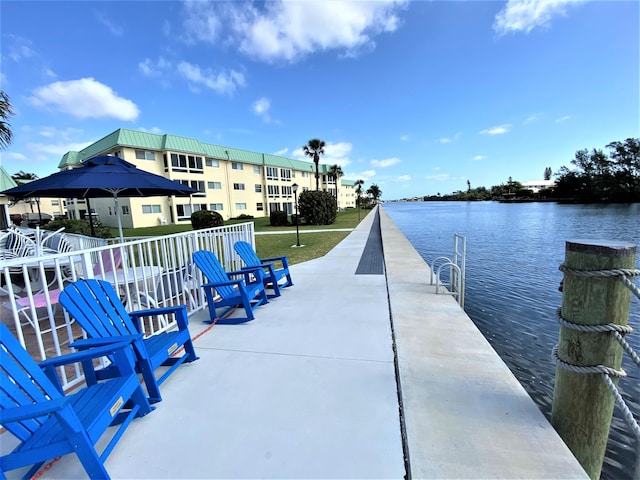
[181, 0, 408, 63]
[425, 174, 453, 181]
[29, 78, 140, 121]
[252, 97, 274, 123]
[274, 147, 288, 156]
[438, 132, 461, 143]
[473, 155, 487, 161]
[346, 169, 376, 182]
[95, 11, 124, 36]
[480, 124, 512, 135]
[138, 126, 163, 134]
[396, 175, 411, 181]
[494, 0, 584, 36]
[5, 34, 36, 62]
[139, 57, 172, 77]
[400, 134, 410, 141]
[371, 157, 401, 168]
[177, 61, 246, 95]
[38, 126, 83, 139]
[292, 141, 353, 167]
[555, 115, 571, 123]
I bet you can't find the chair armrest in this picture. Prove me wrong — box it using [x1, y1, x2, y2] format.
[130, 305, 186, 318]
[70, 335, 143, 350]
[202, 280, 243, 289]
[39, 341, 135, 369]
[227, 266, 262, 276]
[261, 256, 288, 264]
[130, 305, 190, 331]
[0, 397, 70, 423]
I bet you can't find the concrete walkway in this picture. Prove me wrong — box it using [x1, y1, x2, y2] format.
[6, 206, 587, 479]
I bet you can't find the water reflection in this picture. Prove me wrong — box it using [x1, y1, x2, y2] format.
[385, 201, 639, 480]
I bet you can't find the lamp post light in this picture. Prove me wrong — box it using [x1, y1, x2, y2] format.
[292, 183, 301, 247]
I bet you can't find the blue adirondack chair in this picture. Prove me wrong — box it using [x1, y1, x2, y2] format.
[233, 241, 293, 298]
[193, 250, 268, 324]
[0, 324, 153, 479]
[59, 279, 199, 404]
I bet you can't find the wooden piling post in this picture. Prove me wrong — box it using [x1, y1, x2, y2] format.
[551, 240, 636, 479]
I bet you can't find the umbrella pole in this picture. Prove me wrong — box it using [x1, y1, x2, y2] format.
[114, 195, 124, 242]
[86, 197, 96, 238]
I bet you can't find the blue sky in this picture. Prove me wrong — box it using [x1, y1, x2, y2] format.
[1, 0, 638, 200]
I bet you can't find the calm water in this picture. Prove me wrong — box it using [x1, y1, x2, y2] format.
[383, 201, 640, 480]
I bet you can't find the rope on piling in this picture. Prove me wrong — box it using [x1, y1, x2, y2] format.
[559, 264, 640, 299]
[553, 304, 640, 439]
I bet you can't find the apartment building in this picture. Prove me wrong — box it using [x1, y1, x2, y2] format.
[56, 128, 355, 229]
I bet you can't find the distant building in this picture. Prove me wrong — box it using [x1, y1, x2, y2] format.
[54, 128, 355, 230]
[521, 179, 555, 194]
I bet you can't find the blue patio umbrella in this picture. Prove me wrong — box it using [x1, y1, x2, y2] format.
[2, 155, 197, 240]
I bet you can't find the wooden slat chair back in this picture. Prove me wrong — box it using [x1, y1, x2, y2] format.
[0, 323, 153, 479]
[59, 279, 198, 404]
[233, 241, 293, 298]
[192, 250, 268, 324]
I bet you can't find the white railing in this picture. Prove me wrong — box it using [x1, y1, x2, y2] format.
[430, 233, 467, 308]
[0, 222, 254, 389]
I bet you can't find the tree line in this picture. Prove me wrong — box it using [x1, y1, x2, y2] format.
[424, 138, 639, 203]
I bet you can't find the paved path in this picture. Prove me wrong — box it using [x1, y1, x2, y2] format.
[6, 206, 588, 479]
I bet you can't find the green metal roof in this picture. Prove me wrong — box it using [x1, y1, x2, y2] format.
[0, 166, 18, 191]
[58, 128, 352, 178]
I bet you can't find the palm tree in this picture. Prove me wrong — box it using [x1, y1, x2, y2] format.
[12, 171, 39, 185]
[366, 183, 382, 206]
[303, 138, 325, 191]
[0, 90, 14, 150]
[354, 179, 364, 220]
[328, 164, 344, 207]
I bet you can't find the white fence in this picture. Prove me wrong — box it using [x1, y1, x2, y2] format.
[0, 222, 254, 389]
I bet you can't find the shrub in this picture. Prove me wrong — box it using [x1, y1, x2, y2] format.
[191, 210, 224, 230]
[43, 218, 113, 238]
[234, 214, 254, 220]
[298, 190, 337, 225]
[270, 210, 288, 226]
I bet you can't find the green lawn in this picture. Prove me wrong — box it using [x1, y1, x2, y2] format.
[116, 207, 368, 265]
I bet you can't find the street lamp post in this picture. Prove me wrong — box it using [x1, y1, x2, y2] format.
[292, 183, 301, 247]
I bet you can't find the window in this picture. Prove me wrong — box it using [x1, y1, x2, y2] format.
[303, 187, 309, 192]
[282, 186, 292, 197]
[209, 203, 223, 211]
[267, 185, 280, 197]
[280, 169, 291, 181]
[208, 181, 222, 190]
[135, 150, 156, 161]
[176, 203, 206, 221]
[235, 203, 247, 210]
[256, 202, 264, 211]
[121, 205, 130, 215]
[302, 172, 309, 178]
[266, 166, 278, 180]
[232, 162, 243, 170]
[269, 202, 281, 213]
[142, 204, 162, 214]
[171, 153, 187, 172]
[51, 200, 59, 206]
[206, 158, 219, 167]
[283, 202, 293, 215]
[180, 180, 205, 195]
[255, 184, 262, 193]
[188, 155, 203, 171]
[233, 183, 245, 190]
[254, 166, 261, 174]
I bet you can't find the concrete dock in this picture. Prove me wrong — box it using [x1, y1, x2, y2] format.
[3, 206, 587, 479]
